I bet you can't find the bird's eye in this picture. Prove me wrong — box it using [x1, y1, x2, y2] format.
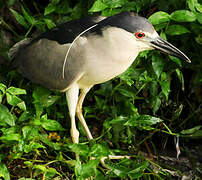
[135, 32, 145, 39]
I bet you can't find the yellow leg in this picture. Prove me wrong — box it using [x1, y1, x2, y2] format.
[76, 87, 93, 140]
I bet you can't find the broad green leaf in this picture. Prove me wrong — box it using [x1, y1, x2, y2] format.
[89, 0, 108, 12]
[152, 54, 165, 78]
[7, 86, 26, 95]
[21, 5, 35, 25]
[89, 144, 109, 157]
[0, 133, 21, 141]
[169, 55, 182, 67]
[166, 25, 190, 35]
[6, 93, 26, 110]
[151, 96, 161, 114]
[187, 0, 197, 12]
[171, 10, 196, 22]
[41, 114, 64, 131]
[22, 126, 39, 140]
[0, 163, 10, 180]
[148, 11, 170, 25]
[33, 164, 47, 172]
[180, 125, 201, 135]
[0, 104, 15, 126]
[68, 143, 89, 156]
[110, 116, 129, 125]
[160, 72, 170, 101]
[10, 8, 29, 29]
[125, 115, 163, 128]
[24, 141, 45, 153]
[196, 1, 202, 13]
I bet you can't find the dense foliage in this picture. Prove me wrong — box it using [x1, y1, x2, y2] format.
[0, 0, 201, 179]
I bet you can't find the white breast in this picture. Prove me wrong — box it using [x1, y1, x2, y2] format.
[75, 27, 141, 88]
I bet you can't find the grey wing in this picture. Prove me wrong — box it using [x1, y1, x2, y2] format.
[12, 39, 82, 91]
[10, 15, 106, 91]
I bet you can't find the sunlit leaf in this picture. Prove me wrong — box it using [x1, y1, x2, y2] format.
[0, 133, 21, 141]
[89, 0, 108, 12]
[171, 10, 196, 22]
[0, 163, 10, 180]
[41, 114, 64, 131]
[148, 11, 170, 25]
[7, 87, 26, 95]
[0, 104, 15, 126]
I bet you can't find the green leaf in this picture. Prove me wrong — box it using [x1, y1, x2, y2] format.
[7, 86, 26, 95]
[6, 93, 26, 111]
[68, 143, 89, 156]
[128, 161, 148, 178]
[125, 115, 163, 129]
[180, 125, 201, 135]
[166, 25, 190, 35]
[89, 0, 108, 12]
[24, 141, 45, 153]
[151, 96, 161, 114]
[55, 1, 72, 14]
[195, 1, 202, 13]
[169, 55, 182, 67]
[187, 0, 197, 12]
[44, 3, 56, 15]
[175, 68, 184, 91]
[170, 10, 196, 22]
[110, 116, 128, 125]
[89, 144, 109, 157]
[21, 5, 35, 25]
[0, 83, 6, 94]
[152, 54, 165, 78]
[159, 72, 170, 101]
[196, 12, 202, 24]
[43, 18, 56, 29]
[104, 0, 128, 8]
[0, 163, 10, 180]
[10, 8, 29, 29]
[22, 126, 39, 140]
[0, 104, 15, 126]
[148, 11, 170, 25]
[0, 133, 21, 141]
[41, 114, 64, 131]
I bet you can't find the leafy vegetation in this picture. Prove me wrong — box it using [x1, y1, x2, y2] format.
[0, 0, 201, 179]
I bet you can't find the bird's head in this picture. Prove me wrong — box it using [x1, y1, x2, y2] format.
[99, 12, 191, 63]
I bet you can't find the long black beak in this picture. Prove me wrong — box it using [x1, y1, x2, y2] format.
[151, 37, 191, 63]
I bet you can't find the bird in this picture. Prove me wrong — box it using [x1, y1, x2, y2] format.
[9, 12, 191, 145]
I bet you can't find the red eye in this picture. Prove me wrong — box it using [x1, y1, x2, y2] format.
[135, 32, 145, 39]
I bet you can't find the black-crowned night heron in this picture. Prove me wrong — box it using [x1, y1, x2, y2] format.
[10, 12, 190, 144]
